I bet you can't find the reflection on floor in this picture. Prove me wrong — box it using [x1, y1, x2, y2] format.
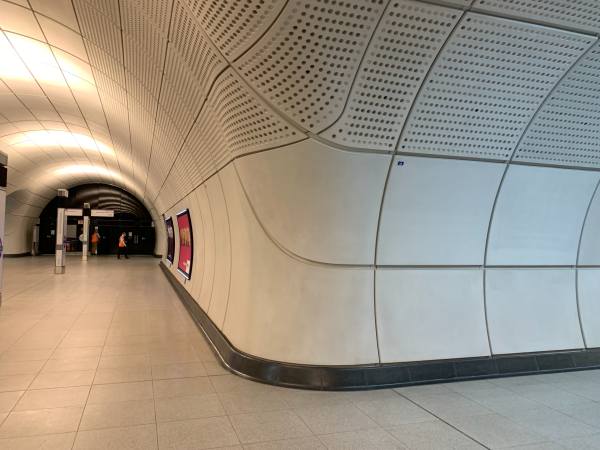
[1, 256, 600, 449]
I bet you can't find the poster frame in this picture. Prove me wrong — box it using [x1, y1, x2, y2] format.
[165, 216, 174, 264]
[176, 209, 193, 279]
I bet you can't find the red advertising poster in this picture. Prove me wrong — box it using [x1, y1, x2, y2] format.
[176, 209, 193, 279]
[165, 217, 174, 264]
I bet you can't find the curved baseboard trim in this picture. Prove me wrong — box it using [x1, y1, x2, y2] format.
[4, 252, 32, 258]
[160, 262, 600, 390]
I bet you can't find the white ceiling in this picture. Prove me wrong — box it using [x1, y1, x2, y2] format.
[1, 0, 600, 218]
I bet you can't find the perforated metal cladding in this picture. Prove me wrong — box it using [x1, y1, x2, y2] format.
[473, 0, 600, 34]
[208, 70, 302, 158]
[515, 43, 600, 168]
[400, 13, 594, 160]
[235, 0, 386, 132]
[74, 0, 122, 63]
[320, 1, 460, 150]
[160, 1, 227, 134]
[120, 1, 168, 98]
[185, 0, 287, 61]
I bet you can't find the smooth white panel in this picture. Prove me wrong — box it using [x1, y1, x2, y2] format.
[578, 269, 600, 347]
[377, 269, 489, 363]
[578, 186, 600, 265]
[378, 157, 504, 265]
[486, 269, 583, 354]
[220, 164, 378, 365]
[195, 186, 215, 312]
[487, 165, 599, 265]
[205, 175, 232, 330]
[235, 139, 389, 265]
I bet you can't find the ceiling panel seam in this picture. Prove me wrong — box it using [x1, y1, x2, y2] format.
[0, 29, 92, 187]
[142, 0, 175, 199]
[71, 0, 124, 177]
[308, 0, 392, 136]
[28, 6, 116, 186]
[416, 0, 600, 37]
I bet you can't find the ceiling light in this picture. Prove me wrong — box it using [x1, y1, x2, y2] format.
[5, 130, 113, 154]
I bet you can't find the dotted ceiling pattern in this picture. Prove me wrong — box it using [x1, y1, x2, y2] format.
[320, 0, 461, 150]
[514, 42, 600, 168]
[4, 0, 600, 223]
[235, 0, 387, 133]
[473, 0, 600, 34]
[185, 0, 287, 61]
[399, 12, 595, 160]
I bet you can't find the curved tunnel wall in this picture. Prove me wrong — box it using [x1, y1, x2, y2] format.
[3, 0, 600, 377]
[156, 0, 600, 369]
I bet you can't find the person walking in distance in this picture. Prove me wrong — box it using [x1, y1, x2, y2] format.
[90, 228, 100, 255]
[117, 232, 129, 259]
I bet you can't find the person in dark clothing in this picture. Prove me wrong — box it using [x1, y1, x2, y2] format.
[117, 232, 129, 259]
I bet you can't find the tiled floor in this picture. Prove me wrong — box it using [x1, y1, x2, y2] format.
[1, 257, 600, 449]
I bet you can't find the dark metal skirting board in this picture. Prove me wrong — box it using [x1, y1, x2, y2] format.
[4, 252, 32, 258]
[160, 262, 600, 390]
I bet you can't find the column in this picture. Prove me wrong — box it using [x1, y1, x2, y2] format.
[55, 189, 68, 274]
[82, 202, 90, 261]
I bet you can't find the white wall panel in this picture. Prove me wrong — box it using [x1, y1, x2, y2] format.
[205, 175, 232, 330]
[578, 269, 600, 348]
[577, 183, 600, 265]
[220, 163, 378, 365]
[235, 139, 389, 265]
[378, 157, 504, 265]
[195, 186, 215, 312]
[377, 269, 489, 363]
[486, 269, 583, 354]
[487, 165, 599, 265]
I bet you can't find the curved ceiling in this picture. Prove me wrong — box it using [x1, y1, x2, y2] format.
[1, 0, 600, 220]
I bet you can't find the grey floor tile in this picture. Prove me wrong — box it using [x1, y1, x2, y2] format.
[157, 416, 239, 449]
[0, 407, 83, 438]
[93, 366, 151, 384]
[154, 376, 214, 398]
[388, 419, 484, 450]
[79, 399, 155, 430]
[155, 393, 225, 422]
[243, 436, 325, 449]
[295, 404, 378, 435]
[87, 381, 153, 404]
[151, 362, 207, 379]
[229, 410, 311, 444]
[0, 390, 24, 413]
[0, 374, 35, 392]
[447, 414, 546, 449]
[558, 433, 600, 449]
[508, 407, 599, 441]
[14, 386, 90, 411]
[219, 389, 290, 415]
[73, 424, 158, 450]
[31, 370, 95, 389]
[318, 428, 406, 449]
[0, 432, 76, 450]
[355, 396, 435, 427]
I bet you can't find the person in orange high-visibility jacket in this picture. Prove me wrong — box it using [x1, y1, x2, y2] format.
[117, 232, 129, 259]
[90, 229, 100, 255]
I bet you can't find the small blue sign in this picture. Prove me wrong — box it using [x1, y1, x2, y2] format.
[397, 160, 405, 166]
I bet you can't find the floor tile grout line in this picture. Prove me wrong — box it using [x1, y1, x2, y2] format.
[393, 389, 492, 449]
[70, 291, 119, 450]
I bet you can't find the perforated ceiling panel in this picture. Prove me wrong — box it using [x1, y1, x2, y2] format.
[514, 43, 600, 168]
[399, 13, 594, 160]
[235, 0, 387, 133]
[473, 0, 600, 34]
[185, 0, 287, 61]
[207, 69, 303, 159]
[320, 1, 460, 150]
